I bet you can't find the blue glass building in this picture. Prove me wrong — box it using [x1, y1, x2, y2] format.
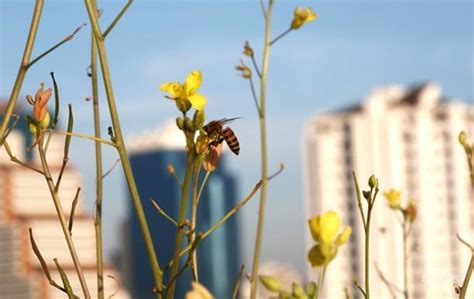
[124, 147, 241, 298]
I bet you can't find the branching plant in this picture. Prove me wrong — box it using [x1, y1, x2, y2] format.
[1, 2, 472, 299]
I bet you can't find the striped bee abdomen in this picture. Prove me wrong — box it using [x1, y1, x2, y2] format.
[222, 127, 240, 155]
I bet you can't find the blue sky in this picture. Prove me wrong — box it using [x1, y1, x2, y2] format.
[1, 0, 472, 275]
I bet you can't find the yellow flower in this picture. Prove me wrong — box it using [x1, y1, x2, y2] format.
[291, 7, 318, 30]
[384, 189, 402, 209]
[185, 282, 213, 299]
[307, 210, 351, 267]
[160, 70, 207, 111]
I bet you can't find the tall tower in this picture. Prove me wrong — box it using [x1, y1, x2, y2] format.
[0, 103, 129, 298]
[303, 83, 474, 298]
[123, 121, 241, 298]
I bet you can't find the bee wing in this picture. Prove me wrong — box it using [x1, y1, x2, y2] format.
[218, 117, 242, 125]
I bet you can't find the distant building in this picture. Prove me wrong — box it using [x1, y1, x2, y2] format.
[123, 121, 241, 298]
[303, 83, 474, 298]
[0, 103, 128, 298]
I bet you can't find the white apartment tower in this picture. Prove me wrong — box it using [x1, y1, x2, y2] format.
[0, 104, 129, 298]
[303, 83, 474, 298]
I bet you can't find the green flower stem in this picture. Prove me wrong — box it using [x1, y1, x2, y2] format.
[46, 130, 116, 147]
[84, 1, 163, 296]
[197, 170, 211, 203]
[0, 0, 44, 145]
[102, 0, 133, 39]
[250, 1, 273, 298]
[171, 179, 264, 268]
[460, 254, 473, 299]
[150, 199, 178, 227]
[167, 152, 195, 299]
[3, 139, 44, 175]
[190, 162, 202, 282]
[402, 218, 409, 299]
[364, 205, 373, 299]
[315, 266, 327, 299]
[457, 234, 474, 299]
[269, 28, 292, 46]
[27, 23, 85, 69]
[38, 142, 91, 299]
[89, 4, 105, 297]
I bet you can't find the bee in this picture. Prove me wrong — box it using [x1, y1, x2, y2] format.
[203, 118, 240, 155]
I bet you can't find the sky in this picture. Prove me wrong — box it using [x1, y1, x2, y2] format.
[1, 0, 473, 276]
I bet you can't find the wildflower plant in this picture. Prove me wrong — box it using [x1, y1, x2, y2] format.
[352, 174, 380, 299]
[379, 189, 418, 299]
[457, 131, 474, 299]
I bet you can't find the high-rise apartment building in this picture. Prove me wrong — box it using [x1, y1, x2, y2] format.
[122, 121, 241, 299]
[303, 83, 474, 298]
[0, 104, 129, 299]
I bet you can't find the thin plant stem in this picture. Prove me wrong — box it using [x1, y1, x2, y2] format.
[249, 78, 261, 117]
[365, 204, 373, 299]
[176, 179, 263, 262]
[103, 0, 133, 39]
[269, 28, 292, 46]
[37, 141, 91, 299]
[196, 170, 211, 204]
[47, 130, 117, 147]
[3, 140, 44, 175]
[315, 266, 327, 299]
[150, 198, 178, 227]
[0, 0, 44, 145]
[250, 1, 273, 297]
[232, 265, 245, 299]
[27, 23, 86, 68]
[402, 219, 409, 299]
[250, 55, 262, 78]
[374, 263, 400, 299]
[167, 153, 195, 298]
[457, 234, 474, 299]
[89, 3, 105, 296]
[190, 163, 202, 282]
[84, 0, 163, 296]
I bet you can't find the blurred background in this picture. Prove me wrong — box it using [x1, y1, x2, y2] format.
[1, 0, 473, 298]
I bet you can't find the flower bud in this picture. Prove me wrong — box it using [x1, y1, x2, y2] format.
[235, 63, 252, 79]
[183, 117, 194, 132]
[362, 190, 371, 200]
[193, 109, 205, 129]
[306, 282, 317, 297]
[292, 282, 306, 298]
[243, 41, 254, 57]
[458, 131, 467, 146]
[39, 111, 51, 130]
[259, 275, 283, 293]
[291, 7, 318, 30]
[175, 98, 192, 113]
[406, 201, 417, 222]
[176, 117, 185, 130]
[168, 164, 175, 174]
[368, 175, 378, 189]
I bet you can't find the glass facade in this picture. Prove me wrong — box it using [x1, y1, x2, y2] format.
[124, 149, 240, 298]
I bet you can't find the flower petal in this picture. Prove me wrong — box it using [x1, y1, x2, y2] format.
[160, 82, 182, 98]
[335, 226, 351, 246]
[308, 215, 321, 242]
[319, 211, 341, 244]
[185, 70, 202, 95]
[188, 93, 206, 110]
[304, 8, 318, 22]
